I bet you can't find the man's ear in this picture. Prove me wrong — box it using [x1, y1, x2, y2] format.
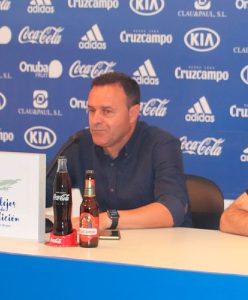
[129, 104, 140, 124]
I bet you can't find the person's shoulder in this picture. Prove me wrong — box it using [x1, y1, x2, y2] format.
[67, 128, 93, 151]
[139, 122, 178, 143]
[76, 128, 93, 143]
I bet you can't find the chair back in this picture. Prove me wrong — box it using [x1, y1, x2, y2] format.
[186, 174, 224, 230]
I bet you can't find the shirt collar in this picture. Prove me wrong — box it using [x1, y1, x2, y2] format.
[122, 121, 141, 155]
[93, 121, 142, 160]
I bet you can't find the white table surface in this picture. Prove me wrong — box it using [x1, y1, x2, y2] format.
[0, 227, 248, 276]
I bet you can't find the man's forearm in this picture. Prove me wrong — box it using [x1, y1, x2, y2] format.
[220, 192, 248, 236]
[100, 202, 174, 230]
[220, 208, 248, 236]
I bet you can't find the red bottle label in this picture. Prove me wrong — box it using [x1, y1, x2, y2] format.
[79, 213, 99, 242]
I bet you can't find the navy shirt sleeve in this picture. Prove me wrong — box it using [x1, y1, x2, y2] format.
[152, 135, 189, 226]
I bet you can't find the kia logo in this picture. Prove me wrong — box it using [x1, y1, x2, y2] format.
[184, 27, 220, 52]
[24, 126, 57, 149]
[129, 0, 165, 16]
[240, 65, 248, 85]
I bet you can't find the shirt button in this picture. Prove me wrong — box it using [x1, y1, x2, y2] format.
[110, 188, 115, 192]
[110, 162, 114, 167]
[125, 152, 128, 157]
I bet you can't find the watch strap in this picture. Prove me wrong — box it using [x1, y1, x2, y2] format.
[109, 217, 118, 230]
[107, 209, 119, 230]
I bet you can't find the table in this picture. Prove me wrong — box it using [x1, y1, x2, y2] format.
[1, 228, 248, 299]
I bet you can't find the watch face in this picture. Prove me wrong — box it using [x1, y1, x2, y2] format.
[108, 209, 119, 218]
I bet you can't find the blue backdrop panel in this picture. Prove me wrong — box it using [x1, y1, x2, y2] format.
[0, 0, 247, 200]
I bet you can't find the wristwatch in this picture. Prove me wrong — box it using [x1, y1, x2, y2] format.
[107, 209, 119, 230]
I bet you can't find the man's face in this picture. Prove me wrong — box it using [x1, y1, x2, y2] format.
[88, 83, 136, 151]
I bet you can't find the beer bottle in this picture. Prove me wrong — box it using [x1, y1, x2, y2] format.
[52, 156, 72, 236]
[79, 170, 99, 248]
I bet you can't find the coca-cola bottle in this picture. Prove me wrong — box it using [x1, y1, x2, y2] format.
[52, 156, 72, 236]
[79, 170, 99, 248]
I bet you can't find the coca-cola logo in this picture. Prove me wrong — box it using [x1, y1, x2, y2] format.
[69, 60, 116, 79]
[180, 136, 225, 156]
[53, 193, 70, 202]
[50, 237, 62, 244]
[140, 98, 169, 117]
[18, 26, 64, 44]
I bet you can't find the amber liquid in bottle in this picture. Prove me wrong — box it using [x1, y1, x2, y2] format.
[79, 170, 99, 248]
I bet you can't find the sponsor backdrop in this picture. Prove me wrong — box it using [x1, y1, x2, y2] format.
[0, 0, 248, 201]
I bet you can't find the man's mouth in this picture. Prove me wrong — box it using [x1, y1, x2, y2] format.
[91, 129, 105, 132]
[91, 129, 106, 135]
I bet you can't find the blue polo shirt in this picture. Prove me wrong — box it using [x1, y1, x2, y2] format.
[46, 121, 191, 227]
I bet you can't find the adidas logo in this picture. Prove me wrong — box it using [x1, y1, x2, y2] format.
[240, 147, 248, 162]
[185, 96, 215, 123]
[79, 24, 106, 50]
[27, 0, 55, 14]
[30, 0, 52, 4]
[132, 59, 159, 85]
[0, 0, 11, 11]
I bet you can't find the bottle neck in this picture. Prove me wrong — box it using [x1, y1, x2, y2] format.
[84, 188, 96, 198]
[84, 178, 95, 197]
[57, 158, 68, 172]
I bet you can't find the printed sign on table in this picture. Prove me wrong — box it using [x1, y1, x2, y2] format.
[0, 152, 45, 242]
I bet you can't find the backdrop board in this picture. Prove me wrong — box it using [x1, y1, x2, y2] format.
[0, 151, 45, 242]
[0, 0, 248, 201]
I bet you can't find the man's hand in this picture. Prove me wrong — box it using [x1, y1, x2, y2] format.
[99, 212, 111, 230]
[220, 192, 248, 236]
[234, 192, 248, 211]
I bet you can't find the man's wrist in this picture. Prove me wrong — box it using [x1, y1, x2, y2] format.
[99, 212, 112, 230]
[107, 209, 119, 229]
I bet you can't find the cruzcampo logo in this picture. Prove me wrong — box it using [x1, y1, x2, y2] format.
[0, 179, 21, 191]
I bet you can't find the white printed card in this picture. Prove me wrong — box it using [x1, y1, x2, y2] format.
[0, 152, 46, 242]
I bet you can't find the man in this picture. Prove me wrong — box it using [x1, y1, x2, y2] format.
[220, 191, 248, 236]
[46, 72, 191, 230]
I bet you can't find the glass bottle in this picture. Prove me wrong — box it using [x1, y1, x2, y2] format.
[52, 156, 72, 236]
[79, 170, 99, 248]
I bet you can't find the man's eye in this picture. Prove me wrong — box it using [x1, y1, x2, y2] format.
[103, 109, 113, 115]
